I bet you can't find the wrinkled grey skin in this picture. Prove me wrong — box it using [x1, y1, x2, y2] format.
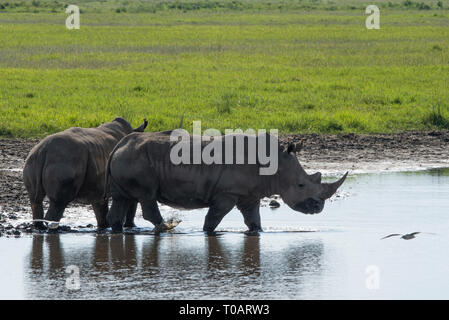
[23, 117, 147, 230]
[106, 132, 347, 234]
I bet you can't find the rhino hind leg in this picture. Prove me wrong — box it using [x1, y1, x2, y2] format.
[31, 202, 46, 230]
[92, 200, 109, 230]
[43, 168, 80, 224]
[24, 172, 46, 229]
[44, 200, 67, 223]
[107, 198, 134, 233]
[124, 202, 138, 229]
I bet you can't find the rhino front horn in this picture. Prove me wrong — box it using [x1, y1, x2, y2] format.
[321, 171, 348, 199]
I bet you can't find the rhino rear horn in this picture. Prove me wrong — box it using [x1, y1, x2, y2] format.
[321, 172, 348, 199]
[309, 172, 322, 184]
[134, 118, 148, 132]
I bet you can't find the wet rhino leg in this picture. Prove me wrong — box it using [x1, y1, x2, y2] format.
[107, 197, 134, 233]
[124, 201, 138, 228]
[237, 198, 263, 235]
[140, 198, 164, 234]
[31, 201, 45, 230]
[45, 200, 68, 223]
[27, 184, 46, 229]
[92, 200, 109, 230]
[203, 194, 238, 234]
[43, 167, 80, 223]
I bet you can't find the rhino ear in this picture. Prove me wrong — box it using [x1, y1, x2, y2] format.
[287, 139, 304, 154]
[133, 118, 148, 132]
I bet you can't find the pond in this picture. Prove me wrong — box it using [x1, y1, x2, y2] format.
[1, 168, 449, 299]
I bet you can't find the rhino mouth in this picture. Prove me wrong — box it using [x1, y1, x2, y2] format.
[293, 197, 324, 214]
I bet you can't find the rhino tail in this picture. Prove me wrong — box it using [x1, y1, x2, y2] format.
[103, 146, 116, 201]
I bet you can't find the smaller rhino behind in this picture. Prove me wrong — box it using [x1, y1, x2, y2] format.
[23, 117, 147, 230]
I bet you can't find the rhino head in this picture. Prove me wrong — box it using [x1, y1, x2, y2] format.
[277, 142, 348, 214]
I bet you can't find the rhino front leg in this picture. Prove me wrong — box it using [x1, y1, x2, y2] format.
[140, 198, 165, 234]
[237, 198, 263, 235]
[92, 200, 109, 230]
[203, 194, 238, 234]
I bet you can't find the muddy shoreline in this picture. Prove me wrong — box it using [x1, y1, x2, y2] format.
[2, 131, 449, 236]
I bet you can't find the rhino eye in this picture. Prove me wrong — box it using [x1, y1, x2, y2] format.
[298, 183, 305, 188]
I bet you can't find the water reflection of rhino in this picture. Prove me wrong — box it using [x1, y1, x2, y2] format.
[27, 234, 324, 299]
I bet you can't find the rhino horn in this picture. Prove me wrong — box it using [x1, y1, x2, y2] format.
[134, 118, 148, 132]
[320, 172, 348, 199]
[309, 172, 322, 184]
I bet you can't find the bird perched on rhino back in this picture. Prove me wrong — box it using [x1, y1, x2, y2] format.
[23, 117, 148, 230]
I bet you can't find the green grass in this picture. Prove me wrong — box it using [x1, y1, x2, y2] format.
[1, 0, 449, 137]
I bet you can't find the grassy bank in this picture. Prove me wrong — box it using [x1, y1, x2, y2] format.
[0, 0, 449, 137]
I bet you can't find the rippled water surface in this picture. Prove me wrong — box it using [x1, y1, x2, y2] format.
[2, 168, 449, 299]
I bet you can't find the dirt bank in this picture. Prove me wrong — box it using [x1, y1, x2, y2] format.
[1, 131, 449, 236]
[281, 131, 449, 175]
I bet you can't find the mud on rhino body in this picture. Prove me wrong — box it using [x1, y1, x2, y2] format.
[23, 117, 147, 229]
[105, 131, 347, 234]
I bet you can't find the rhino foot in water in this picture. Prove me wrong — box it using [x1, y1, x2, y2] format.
[23, 117, 147, 231]
[244, 229, 262, 236]
[105, 132, 348, 234]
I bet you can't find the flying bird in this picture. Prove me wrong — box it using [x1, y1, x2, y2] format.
[380, 232, 434, 240]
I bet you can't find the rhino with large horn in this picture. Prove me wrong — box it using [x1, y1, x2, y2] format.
[23, 117, 148, 230]
[105, 131, 347, 234]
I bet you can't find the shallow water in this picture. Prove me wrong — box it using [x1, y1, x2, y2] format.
[2, 168, 449, 299]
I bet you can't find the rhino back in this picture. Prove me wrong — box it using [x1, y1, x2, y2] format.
[110, 132, 274, 208]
